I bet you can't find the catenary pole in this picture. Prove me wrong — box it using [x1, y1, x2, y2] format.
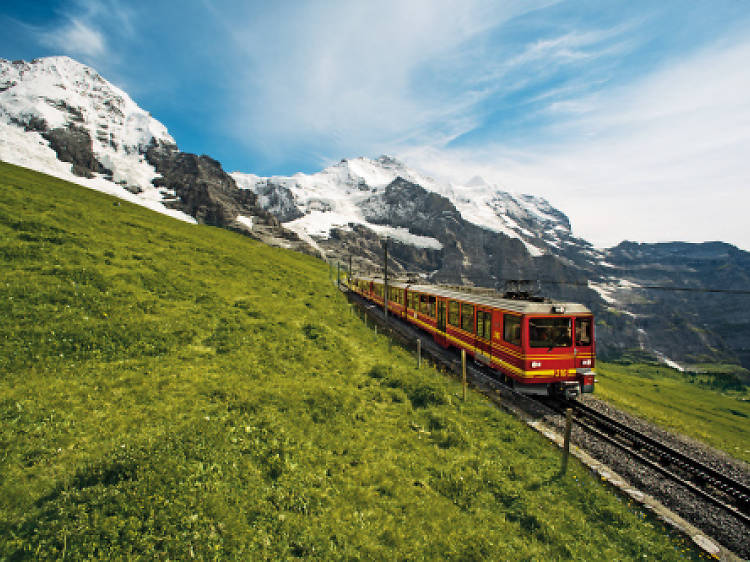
[383, 237, 389, 322]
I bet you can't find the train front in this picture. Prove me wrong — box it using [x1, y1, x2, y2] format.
[523, 307, 595, 399]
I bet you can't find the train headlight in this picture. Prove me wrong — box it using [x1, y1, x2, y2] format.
[531, 361, 542, 368]
[581, 359, 591, 367]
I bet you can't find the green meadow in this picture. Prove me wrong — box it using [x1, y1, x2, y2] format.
[0, 161, 706, 559]
[595, 361, 750, 464]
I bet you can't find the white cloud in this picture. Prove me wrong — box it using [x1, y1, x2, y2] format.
[399, 37, 750, 250]
[213, 0, 553, 162]
[41, 18, 107, 58]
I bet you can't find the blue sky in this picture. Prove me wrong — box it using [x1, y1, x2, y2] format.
[2, 0, 750, 249]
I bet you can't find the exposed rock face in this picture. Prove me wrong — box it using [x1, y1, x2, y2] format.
[146, 141, 267, 227]
[355, 177, 588, 289]
[252, 180, 304, 222]
[598, 242, 750, 368]
[144, 141, 321, 257]
[42, 124, 111, 178]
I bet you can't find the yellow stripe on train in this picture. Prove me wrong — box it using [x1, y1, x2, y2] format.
[406, 315, 578, 380]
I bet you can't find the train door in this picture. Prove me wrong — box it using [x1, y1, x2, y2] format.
[474, 308, 492, 365]
[436, 299, 448, 347]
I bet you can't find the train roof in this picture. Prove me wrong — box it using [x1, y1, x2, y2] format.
[353, 277, 592, 315]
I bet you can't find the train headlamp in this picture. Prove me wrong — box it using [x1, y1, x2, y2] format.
[552, 305, 565, 314]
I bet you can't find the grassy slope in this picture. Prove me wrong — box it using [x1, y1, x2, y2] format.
[596, 362, 750, 464]
[0, 161, 705, 560]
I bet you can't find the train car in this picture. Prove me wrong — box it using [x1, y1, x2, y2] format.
[350, 277, 595, 399]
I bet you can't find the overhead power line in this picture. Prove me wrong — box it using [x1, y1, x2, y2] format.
[531, 279, 750, 295]
[350, 264, 750, 295]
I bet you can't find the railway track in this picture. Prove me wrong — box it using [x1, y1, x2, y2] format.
[543, 398, 750, 527]
[345, 288, 750, 554]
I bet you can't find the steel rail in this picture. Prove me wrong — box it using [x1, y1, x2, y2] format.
[573, 401, 750, 499]
[551, 400, 750, 527]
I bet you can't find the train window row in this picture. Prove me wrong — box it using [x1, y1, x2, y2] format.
[362, 282, 591, 348]
[418, 295, 514, 343]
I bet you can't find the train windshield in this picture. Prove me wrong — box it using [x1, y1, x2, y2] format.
[528, 317, 572, 348]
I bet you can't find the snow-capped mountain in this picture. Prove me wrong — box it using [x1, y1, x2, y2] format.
[232, 155, 593, 260]
[0, 56, 193, 222]
[0, 56, 312, 253]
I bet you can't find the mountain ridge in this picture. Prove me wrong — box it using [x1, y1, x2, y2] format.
[2, 55, 749, 370]
[0, 56, 315, 255]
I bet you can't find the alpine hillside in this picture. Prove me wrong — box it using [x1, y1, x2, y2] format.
[0, 56, 312, 253]
[2, 56, 749, 371]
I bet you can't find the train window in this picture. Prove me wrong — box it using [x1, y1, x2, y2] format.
[477, 310, 492, 340]
[374, 284, 383, 298]
[503, 315, 521, 346]
[421, 295, 435, 317]
[448, 301, 459, 326]
[575, 317, 592, 346]
[408, 292, 415, 310]
[529, 317, 571, 348]
[461, 303, 474, 333]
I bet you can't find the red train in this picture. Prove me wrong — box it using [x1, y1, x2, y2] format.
[350, 276, 596, 399]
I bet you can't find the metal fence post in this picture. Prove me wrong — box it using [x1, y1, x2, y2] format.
[461, 349, 467, 401]
[562, 408, 572, 474]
